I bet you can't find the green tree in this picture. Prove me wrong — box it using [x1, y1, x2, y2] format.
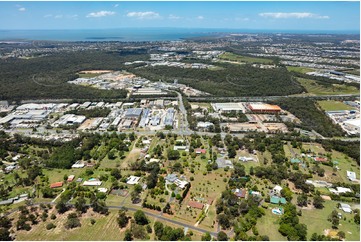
[217, 231, 228, 241]
[313, 195, 324, 209]
[328, 210, 339, 229]
[201, 232, 212, 241]
[124, 229, 133, 241]
[134, 210, 148, 225]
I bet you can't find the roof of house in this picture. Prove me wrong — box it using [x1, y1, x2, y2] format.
[315, 157, 328, 162]
[195, 148, 207, 154]
[50, 181, 63, 188]
[347, 171, 357, 180]
[291, 158, 301, 163]
[235, 189, 247, 198]
[188, 201, 204, 210]
[270, 196, 280, 204]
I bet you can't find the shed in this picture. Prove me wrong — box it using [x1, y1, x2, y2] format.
[67, 175, 75, 182]
[50, 181, 63, 189]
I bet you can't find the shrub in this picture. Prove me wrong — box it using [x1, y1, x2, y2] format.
[46, 223, 56, 230]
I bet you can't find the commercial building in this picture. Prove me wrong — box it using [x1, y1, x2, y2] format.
[343, 119, 360, 134]
[53, 114, 86, 127]
[124, 108, 143, 119]
[211, 102, 245, 113]
[164, 108, 175, 127]
[248, 103, 281, 113]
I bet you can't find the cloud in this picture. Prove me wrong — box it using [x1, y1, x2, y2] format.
[197, 16, 204, 20]
[18, 7, 26, 12]
[86, 11, 116, 18]
[126, 11, 161, 20]
[114, 4, 119, 8]
[168, 14, 181, 20]
[45, 14, 78, 20]
[54, 15, 63, 19]
[44, 14, 53, 18]
[259, 12, 329, 19]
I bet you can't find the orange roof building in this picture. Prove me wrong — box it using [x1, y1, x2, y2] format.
[50, 181, 63, 189]
[188, 201, 204, 210]
[249, 103, 281, 113]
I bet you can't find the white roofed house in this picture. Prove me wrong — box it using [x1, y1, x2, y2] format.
[271, 185, 283, 196]
[339, 203, 352, 213]
[346, 171, 357, 181]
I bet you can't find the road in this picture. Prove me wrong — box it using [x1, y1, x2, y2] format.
[1, 200, 218, 237]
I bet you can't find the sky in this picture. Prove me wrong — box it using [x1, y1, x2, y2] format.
[0, 1, 359, 32]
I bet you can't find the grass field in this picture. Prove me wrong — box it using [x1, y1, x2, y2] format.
[344, 69, 360, 76]
[287, 66, 315, 74]
[257, 208, 287, 241]
[297, 78, 359, 95]
[299, 200, 360, 241]
[15, 209, 124, 241]
[219, 52, 274, 64]
[318, 100, 357, 111]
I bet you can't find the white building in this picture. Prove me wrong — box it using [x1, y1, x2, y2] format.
[126, 176, 141, 185]
[339, 203, 352, 213]
[347, 171, 357, 181]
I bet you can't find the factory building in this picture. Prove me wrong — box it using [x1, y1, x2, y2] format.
[164, 108, 175, 127]
[211, 102, 245, 113]
[124, 108, 143, 119]
[248, 103, 281, 113]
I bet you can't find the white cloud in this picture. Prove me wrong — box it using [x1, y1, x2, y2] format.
[18, 7, 26, 12]
[197, 16, 204, 20]
[126, 11, 161, 20]
[168, 14, 181, 20]
[259, 12, 329, 19]
[44, 14, 53, 18]
[114, 4, 119, 8]
[54, 15, 63, 19]
[86, 11, 116, 18]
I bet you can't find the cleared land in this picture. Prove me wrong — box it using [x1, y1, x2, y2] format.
[318, 100, 357, 111]
[219, 52, 274, 64]
[286, 66, 315, 74]
[299, 200, 360, 241]
[297, 78, 359, 95]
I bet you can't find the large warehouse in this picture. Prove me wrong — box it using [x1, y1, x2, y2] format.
[248, 103, 281, 113]
[211, 102, 246, 113]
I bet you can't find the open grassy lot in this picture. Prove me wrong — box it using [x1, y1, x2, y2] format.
[297, 78, 359, 95]
[14, 209, 123, 241]
[286, 66, 315, 74]
[344, 69, 360, 76]
[299, 200, 360, 241]
[256, 208, 287, 241]
[219, 52, 274, 64]
[318, 100, 357, 111]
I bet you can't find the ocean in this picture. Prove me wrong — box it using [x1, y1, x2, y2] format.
[0, 28, 359, 42]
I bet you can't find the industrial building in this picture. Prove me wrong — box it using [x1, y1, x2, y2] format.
[248, 103, 281, 113]
[211, 102, 245, 113]
[139, 108, 150, 128]
[164, 108, 175, 127]
[52, 114, 86, 127]
[124, 108, 143, 119]
[343, 119, 360, 134]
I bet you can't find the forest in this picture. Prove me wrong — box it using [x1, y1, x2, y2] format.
[274, 98, 345, 137]
[0, 50, 146, 101]
[129, 64, 305, 96]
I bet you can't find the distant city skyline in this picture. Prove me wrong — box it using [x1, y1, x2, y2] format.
[0, 1, 359, 32]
